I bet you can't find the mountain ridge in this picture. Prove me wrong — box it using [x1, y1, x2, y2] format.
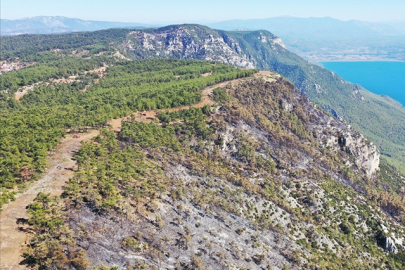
[112, 24, 405, 172]
[3, 16, 405, 62]
[2, 24, 405, 172]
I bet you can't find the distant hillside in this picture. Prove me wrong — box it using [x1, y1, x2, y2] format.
[4, 16, 405, 61]
[208, 17, 405, 61]
[0, 16, 151, 35]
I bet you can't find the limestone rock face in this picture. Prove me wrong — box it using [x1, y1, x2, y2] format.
[309, 106, 380, 178]
[124, 26, 255, 69]
[121, 25, 287, 71]
[272, 37, 287, 49]
[339, 132, 380, 177]
[281, 99, 293, 113]
[385, 237, 398, 254]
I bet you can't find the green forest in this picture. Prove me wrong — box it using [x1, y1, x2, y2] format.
[0, 56, 256, 207]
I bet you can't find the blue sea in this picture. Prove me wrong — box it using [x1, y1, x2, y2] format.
[321, 62, 405, 106]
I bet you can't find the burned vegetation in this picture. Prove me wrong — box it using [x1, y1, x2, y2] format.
[20, 73, 405, 270]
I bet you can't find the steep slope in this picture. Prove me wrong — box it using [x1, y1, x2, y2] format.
[117, 24, 405, 173]
[21, 70, 405, 270]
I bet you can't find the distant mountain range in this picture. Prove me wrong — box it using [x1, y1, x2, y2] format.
[208, 17, 405, 61]
[0, 16, 154, 35]
[209, 17, 405, 38]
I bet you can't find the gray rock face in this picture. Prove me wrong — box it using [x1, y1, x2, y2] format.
[339, 132, 380, 177]
[281, 99, 293, 113]
[384, 237, 398, 254]
[120, 25, 288, 71]
[304, 103, 380, 178]
[124, 27, 255, 69]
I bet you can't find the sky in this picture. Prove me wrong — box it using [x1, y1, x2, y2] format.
[2, 0, 405, 23]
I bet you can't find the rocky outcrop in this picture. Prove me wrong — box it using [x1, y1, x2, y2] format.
[287, 88, 380, 178]
[338, 132, 380, 177]
[124, 26, 255, 68]
[121, 25, 289, 71]
[384, 237, 398, 254]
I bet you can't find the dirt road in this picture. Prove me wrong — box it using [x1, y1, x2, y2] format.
[0, 130, 98, 270]
[107, 76, 247, 131]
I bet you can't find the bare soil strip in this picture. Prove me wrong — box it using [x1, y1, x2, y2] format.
[0, 131, 98, 269]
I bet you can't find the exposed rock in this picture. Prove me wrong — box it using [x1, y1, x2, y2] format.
[338, 132, 380, 177]
[272, 37, 287, 49]
[121, 25, 290, 71]
[384, 237, 398, 254]
[352, 84, 366, 101]
[281, 99, 293, 112]
[125, 26, 255, 69]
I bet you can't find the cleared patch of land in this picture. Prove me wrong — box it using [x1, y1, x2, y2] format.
[0, 131, 98, 270]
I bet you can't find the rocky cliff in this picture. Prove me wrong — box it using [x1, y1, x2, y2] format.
[121, 24, 286, 70]
[117, 25, 405, 173]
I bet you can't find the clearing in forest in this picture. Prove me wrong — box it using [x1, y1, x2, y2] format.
[0, 131, 98, 270]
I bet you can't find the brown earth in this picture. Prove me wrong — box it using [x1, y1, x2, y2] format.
[0, 130, 98, 270]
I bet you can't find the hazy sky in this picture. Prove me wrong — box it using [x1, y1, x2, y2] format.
[2, 0, 405, 23]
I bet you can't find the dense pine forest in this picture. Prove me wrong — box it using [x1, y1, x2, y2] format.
[0, 52, 255, 207]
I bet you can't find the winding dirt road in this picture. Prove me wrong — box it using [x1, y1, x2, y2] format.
[107, 77, 240, 131]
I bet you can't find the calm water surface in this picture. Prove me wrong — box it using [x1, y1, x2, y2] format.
[321, 61, 405, 106]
